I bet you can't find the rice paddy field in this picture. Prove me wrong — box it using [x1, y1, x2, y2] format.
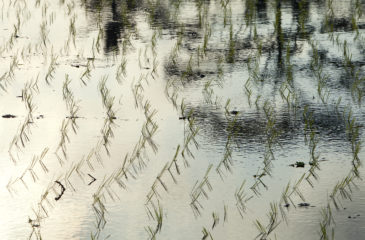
[1, 0, 365, 239]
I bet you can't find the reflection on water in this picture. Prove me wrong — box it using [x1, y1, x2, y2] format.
[104, 0, 124, 53]
[0, 0, 365, 239]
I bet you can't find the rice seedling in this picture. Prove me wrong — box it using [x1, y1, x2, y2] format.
[63, 74, 73, 101]
[274, 0, 283, 53]
[7, 137, 18, 164]
[146, 163, 170, 204]
[330, 175, 355, 210]
[6, 177, 17, 196]
[164, 79, 181, 110]
[120, 1, 131, 29]
[146, 181, 161, 205]
[45, 51, 58, 84]
[318, 204, 335, 240]
[202, 23, 211, 55]
[116, 56, 127, 84]
[202, 227, 213, 240]
[148, 51, 157, 74]
[91, 193, 108, 239]
[216, 112, 238, 177]
[66, 2, 75, 16]
[254, 202, 280, 240]
[314, 104, 362, 239]
[9, 117, 33, 155]
[141, 100, 159, 150]
[309, 40, 330, 104]
[342, 40, 355, 76]
[244, 0, 257, 28]
[145, 201, 164, 240]
[98, 76, 116, 118]
[278, 182, 291, 223]
[18, 118, 32, 147]
[28, 220, 42, 240]
[223, 204, 228, 223]
[62, 163, 77, 192]
[25, 156, 39, 182]
[221, 0, 231, 27]
[183, 55, 194, 78]
[235, 180, 253, 218]
[297, 0, 309, 37]
[301, 108, 323, 187]
[226, 23, 235, 63]
[195, 0, 204, 26]
[214, 56, 224, 83]
[190, 164, 213, 216]
[167, 145, 181, 183]
[6, 79, 40, 154]
[126, 137, 149, 172]
[244, 78, 253, 107]
[168, 43, 180, 69]
[112, 156, 129, 190]
[211, 212, 219, 229]
[40, 20, 49, 47]
[325, 0, 335, 30]
[0, 55, 19, 92]
[28, 174, 65, 239]
[350, 71, 364, 104]
[121, 33, 134, 54]
[68, 15, 77, 47]
[132, 74, 147, 108]
[80, 59, 93, 84]
[151, 30, 158, 57]
[285, 42, 293, 87]
[155, 163, 169, 192]
[250, 100, 282, 195]
[95, 26, 103, 54]
[202, 78, 215, 104]
[181, 112, 200, 162]
[176, 25, 184, 50]
[55, 119, 70, 162]
[319, 152, 359, 238]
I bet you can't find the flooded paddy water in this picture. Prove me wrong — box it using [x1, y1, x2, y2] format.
[1, 0, 365, 239]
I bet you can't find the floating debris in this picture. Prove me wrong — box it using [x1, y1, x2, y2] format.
[179, 116, 191, 120]
[2, 114, 16, 118]
[28, 218, 40, 228]
[289, 162, 305, 168]
[87, 174, 97, 186]
[348, 214, 361, 219]
[298, 203, 311, 207]
[54, 181, 66, 201]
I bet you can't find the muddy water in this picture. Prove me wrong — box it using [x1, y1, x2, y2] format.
[0, 0, 365, 239]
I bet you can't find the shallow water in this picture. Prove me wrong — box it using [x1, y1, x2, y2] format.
[0, 0, 365, 239]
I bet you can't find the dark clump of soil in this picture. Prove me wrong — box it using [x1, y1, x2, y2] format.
[298, 202, 314, 207]
[289, 161, 305, 168]
[2, 114, 16, 118]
